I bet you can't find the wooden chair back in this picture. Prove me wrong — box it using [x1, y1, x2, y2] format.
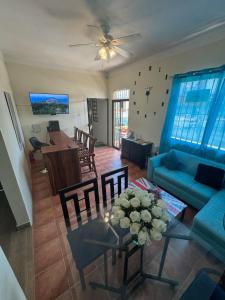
[101, 166, 128, 206]
[59, 177, 100, 230]
[77, 129, 83, 143]
[74, 127, 78, 141]
[82, 132, 89, 148]
[88, 135, 97, 154]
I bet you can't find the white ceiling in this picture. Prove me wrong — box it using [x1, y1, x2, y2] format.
[1, 0, 225, 71]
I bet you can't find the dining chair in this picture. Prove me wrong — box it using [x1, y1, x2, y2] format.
[101, 166, 128, 257]
[101, 165, 128, 206]
[74, 126, 78, 142]
[77, 128, 83, 145]
[59, 177, 117, 289]
[79, 135, 97, 177]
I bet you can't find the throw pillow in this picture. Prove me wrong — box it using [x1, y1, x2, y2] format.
[195, 164, 225, 190]
[162, 151, 179, 170]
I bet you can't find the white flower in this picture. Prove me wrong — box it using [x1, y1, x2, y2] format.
[130, 223, 141, 235]
[114, 198, 121, 206]
[125, 188, 135, 197]
[129, 211, 141, 223]
[157, 199, 166, 209]
[120, 217, 131, 228]
[141, 210, 152, 223]
[114, 209, 125, 220]
[150, 229, 162, 241]
[141, 196, 152, 208]
[152, 219, 167, 233]
[136, 190, 149, 199]
[120, 198, 130, 208]
[138, 230, 149, 245]
[130, 197, 141, 208]
[161, 212, 170, 222]
[120, 192, 128, 199]
[151, 206, 163, 218]
[112, 206, 120, 213]
[111, 217, 119, 226]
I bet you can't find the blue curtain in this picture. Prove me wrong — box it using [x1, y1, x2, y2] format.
[160, 65, 225, 163]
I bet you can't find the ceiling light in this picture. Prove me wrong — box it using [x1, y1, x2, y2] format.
[99, 47, 108, 60]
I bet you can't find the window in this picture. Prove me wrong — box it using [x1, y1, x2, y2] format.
[160, 65, 225, 161]
[113, 89, 130, 100]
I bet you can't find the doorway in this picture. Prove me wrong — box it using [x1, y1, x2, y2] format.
[112, 100, 129, 149]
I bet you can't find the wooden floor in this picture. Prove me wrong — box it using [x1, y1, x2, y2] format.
[32, 146, 224, 300]
[0, 188, 34, 300]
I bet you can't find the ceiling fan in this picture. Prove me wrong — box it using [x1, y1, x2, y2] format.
[69, 23, 141, 61]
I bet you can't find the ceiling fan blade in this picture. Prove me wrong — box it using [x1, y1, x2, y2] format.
[69, 42, 95, 47]
[112, 33, 141, 45]
[114, 46, 131, 58]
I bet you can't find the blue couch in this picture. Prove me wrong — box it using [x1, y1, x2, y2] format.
[147, 149, 225, 262]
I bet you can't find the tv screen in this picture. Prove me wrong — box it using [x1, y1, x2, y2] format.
[29, 93, 69, 115]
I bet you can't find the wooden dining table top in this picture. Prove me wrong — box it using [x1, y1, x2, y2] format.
[42, 130, 79, 154]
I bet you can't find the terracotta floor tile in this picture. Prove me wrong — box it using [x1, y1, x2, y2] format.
[35, 260, 69, 300]
[35, 237, 63, 275]
[34, 196, 53, 213]
[34, 207, 55, 228]
[34, 221, 58, 249]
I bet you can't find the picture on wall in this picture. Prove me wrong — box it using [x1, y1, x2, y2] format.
[4, 92, 23, 150]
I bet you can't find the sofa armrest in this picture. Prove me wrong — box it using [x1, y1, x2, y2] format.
[147, 153, 166, 180]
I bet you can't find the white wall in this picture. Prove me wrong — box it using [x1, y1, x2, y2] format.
[0, 247, 26, 300]
[0, 53, 32, 226]
[6, 62, 107, 148]
[108, 38, 225, 147]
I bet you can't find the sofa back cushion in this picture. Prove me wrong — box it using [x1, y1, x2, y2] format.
[161, 151, 179, 170]
[169, 149, 225, 180]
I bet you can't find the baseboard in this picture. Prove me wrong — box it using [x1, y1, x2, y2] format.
[16, 222, 31, 231]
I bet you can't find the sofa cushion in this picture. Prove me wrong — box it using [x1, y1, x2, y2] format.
[195, 164, 225, 190]
[186, 181, 217, 204]
[154, 166, 217, 204]
[192, 191, 225, 250]
[154, 167, 195, 191]
[161, 151, 179, 170]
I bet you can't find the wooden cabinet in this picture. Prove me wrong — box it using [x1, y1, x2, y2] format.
[121, 138, 153, 169]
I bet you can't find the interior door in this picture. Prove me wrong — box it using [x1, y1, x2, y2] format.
[112, 100, 129, 149]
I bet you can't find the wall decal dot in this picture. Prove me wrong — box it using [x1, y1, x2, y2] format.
[144, 114, 147, 119]
[138, 72, 141, 76]
[133, 101, 136, 105]
[137, 110, 140, 115]
[149, 66, 152, 71]
[161, 101, 165, 107]
[159, 67, 161, 72]
[154, 112, 156, 116]
[166, 89, 169, 94]
[134, 81, 136, 85]
[165, 74, 168, 80]
[133, 90, 135, 95]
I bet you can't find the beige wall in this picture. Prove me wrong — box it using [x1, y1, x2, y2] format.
[6, 62, 107, 148]
[108, 38, 225, 148]
[0, 53, 32, 226]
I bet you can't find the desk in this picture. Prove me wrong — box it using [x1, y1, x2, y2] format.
[42, 130, 81, 195]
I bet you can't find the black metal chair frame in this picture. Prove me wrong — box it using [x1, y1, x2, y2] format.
[101, 165, 128, 206]
[59, 178, 111, 289]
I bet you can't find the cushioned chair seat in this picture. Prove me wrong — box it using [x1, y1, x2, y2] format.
[192, 192, 225, 250]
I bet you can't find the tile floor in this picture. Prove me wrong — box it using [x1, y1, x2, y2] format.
[32, 146, 223, 300]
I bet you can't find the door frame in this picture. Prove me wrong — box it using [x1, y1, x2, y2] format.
[112, 99, 129, 149]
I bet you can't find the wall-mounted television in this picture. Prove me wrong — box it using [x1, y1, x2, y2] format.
[29, 93, 69, 115]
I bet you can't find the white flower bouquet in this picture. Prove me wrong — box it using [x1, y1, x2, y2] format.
[111, 188, 169, 245]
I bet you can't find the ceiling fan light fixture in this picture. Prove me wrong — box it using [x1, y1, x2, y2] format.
[99, 47, 108, 60]
[109, 48, 116, 58]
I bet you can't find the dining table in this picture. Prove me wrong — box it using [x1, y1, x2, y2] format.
[64, 178, 225, 299]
